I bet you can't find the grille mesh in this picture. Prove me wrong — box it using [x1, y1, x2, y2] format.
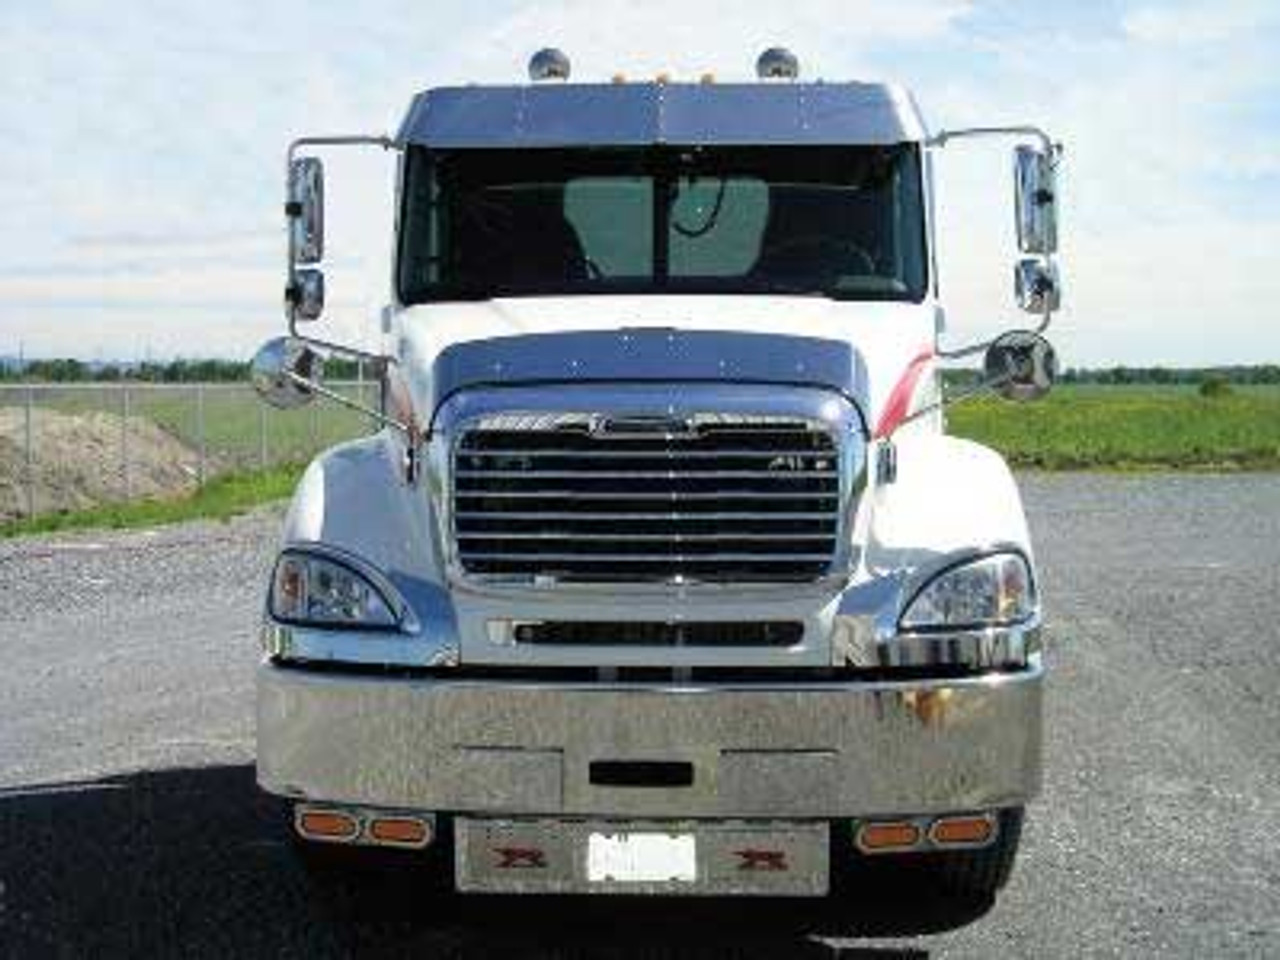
[452, 419, 841, 582]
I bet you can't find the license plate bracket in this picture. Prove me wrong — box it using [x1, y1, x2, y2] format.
[456, 818, 828, 896]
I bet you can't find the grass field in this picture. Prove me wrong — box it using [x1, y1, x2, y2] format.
[949, 384, 1280, 470]
[0, 463, 302, 538]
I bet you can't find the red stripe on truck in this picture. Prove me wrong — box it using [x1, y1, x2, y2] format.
[874, 348, 935, 439]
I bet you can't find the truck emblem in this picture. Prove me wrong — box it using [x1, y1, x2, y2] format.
[590, 415, 696, 438]
[494, 846, 548, 869]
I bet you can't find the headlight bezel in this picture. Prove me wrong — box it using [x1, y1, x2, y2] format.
[898, 550, 1038, 634]
[268, 547, 411, 632]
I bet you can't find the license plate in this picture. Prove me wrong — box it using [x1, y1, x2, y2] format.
[587, 832, 697, 883]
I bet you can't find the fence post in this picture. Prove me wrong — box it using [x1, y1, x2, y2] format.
[309, 396, 319, 452]
[24, 384, 34, 518]
[259, 402, 268, 470]
[121, 385, 131, 499]
[196, 383, 207, 487]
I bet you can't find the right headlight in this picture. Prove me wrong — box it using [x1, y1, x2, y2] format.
[899, 552, 1036, 631]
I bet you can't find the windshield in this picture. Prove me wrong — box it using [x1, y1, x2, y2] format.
[397, 144, 928, 303]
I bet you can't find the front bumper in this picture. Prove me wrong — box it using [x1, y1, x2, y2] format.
[257, 657, 1043, 818]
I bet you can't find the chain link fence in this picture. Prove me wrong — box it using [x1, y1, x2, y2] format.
[0, 382, 379, 521]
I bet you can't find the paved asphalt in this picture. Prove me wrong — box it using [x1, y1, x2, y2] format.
[1, 473, 1278, 958]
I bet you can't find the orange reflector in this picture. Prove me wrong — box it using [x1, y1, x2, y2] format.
[369, 816, 431, 847]
[931, 815, 994, 846]
[857, 821, 921, 852]
[297, 809, 359, 841]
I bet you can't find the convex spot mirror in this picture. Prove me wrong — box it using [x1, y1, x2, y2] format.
[289, 157, 324, 264]
[286, 268, 325, 322]
[1016, 258, 1061, 314]
[251, 336, 325, 409]
[1014, 145, 1057, 255]
[984, 330, 1057, 402]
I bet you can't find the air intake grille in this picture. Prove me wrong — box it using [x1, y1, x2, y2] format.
[451, 418, 841, 582]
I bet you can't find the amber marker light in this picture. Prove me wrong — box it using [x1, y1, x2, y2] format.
[369, 816, 432, 848]
[930, 815, 994, 846]
[856, 821, 922, 852]
[296, 809, 360, 841]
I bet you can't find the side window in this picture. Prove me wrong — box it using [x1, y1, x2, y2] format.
[669, 178, 769, 277]
[564, 177, 653, 277]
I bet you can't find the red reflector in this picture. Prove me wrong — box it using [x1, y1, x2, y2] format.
[494, 846, 547, 869]
[735, 849, 788, 872]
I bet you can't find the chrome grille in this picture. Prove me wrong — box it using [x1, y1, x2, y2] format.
[451, 417, 842, 582]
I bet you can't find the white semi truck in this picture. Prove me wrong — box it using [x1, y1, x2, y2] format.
[251, 47, 1063, 902]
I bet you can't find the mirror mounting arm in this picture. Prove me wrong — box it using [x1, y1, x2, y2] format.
[927, 124, 1063, 164]
[284, 133, 399, 331]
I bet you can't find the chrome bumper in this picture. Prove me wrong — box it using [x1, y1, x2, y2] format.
[258, 657, 1043, 818]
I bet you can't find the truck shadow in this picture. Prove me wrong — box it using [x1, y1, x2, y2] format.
[0, 765, 992, 957]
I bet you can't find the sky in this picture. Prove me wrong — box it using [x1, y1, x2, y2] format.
[2, 0, 1278, 367]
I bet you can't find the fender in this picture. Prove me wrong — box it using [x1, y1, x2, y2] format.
[862, 433, 1034, 576]
[279, 433, 456, 633]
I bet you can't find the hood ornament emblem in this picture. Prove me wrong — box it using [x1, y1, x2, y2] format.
[589, 414, 698, 438]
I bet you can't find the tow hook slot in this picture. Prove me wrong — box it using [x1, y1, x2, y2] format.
[590, 760, 695, 788]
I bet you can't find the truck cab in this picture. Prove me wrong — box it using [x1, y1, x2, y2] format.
[252, 48, 1062, 902]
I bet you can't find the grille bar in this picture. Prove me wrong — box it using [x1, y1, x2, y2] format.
[455, 490, 838, 501]
[457, 469, 837, 479]
[512, 621, 805, 647]
[452, 418, 842, 583]
[459, 447, 829, 459]
[457, 511, 836, 521]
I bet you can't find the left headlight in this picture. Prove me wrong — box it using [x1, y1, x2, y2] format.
[270, 551, 398, 629]
[899, 552, 1036, 631]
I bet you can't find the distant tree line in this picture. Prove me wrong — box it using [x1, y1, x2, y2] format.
[944, 364, 1280, 388]
[3, 357, 1277, 385]
[0, 356, 366, 383]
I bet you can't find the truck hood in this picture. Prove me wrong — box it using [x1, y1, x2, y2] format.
[395, 295, 939, 430]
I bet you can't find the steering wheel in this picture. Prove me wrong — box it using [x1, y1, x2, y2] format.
[758, 235, 878, 278]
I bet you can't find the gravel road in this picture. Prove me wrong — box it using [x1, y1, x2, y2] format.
[2, 473, 1278, 957]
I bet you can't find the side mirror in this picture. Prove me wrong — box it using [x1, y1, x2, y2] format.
[250, 336, 324, 409]
[1014, 145, 1057, 254]
[1015, 258, 1061, 314]
[984, 330, 1057, 402]
[288, 157, 325, 264]
[286, 267, 325, 322]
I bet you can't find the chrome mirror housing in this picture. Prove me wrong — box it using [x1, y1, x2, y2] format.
[1014, 145, 1057, 254]
[1015, 258, 1061, 314]
[287, 267, 325, 322]
[984, 330, 1057, 402]
[288, 157, 324, 264]
[250, 336, 324, 409]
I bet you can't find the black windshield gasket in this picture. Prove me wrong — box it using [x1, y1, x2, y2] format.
[396, 144, 928, 306]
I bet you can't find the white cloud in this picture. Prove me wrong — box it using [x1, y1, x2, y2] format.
[1123, 0, 1280, 45]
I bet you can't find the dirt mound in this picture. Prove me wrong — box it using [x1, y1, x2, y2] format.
[0, 407, 198, 520]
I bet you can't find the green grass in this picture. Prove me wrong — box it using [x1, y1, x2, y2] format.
[948, 384, 1280, 470]
[0, 463, 304, 539]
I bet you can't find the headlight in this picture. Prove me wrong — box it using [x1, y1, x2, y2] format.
[270, 551, 398, 629]
[899, 552, 1035, 631]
